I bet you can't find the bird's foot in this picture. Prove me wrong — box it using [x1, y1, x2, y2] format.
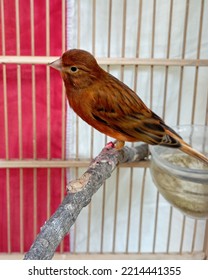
[105, 140, 125, 150]
[114, 140, 125, 150]
[105, 141, 115, 149]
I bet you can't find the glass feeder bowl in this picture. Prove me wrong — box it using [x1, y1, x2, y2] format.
[149, 125, 208, 219]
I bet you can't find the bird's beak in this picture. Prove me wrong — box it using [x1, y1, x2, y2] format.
[48, 57, 62, 71]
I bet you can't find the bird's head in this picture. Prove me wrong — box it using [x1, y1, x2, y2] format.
[49, 49, 103, 89]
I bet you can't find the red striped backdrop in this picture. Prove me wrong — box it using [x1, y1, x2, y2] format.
[0, 0, 69, 252]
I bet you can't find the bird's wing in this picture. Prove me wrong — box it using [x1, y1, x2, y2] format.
[91, 76, 181, 146]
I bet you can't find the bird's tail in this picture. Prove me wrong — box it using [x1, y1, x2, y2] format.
[161, 125, 208, 165]
[179, 140, 208, 165]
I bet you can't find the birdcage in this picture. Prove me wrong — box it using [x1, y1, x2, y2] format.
[0, 0, 208, 260]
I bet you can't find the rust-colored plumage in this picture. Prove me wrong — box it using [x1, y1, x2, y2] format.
[50, 49, 208, 164]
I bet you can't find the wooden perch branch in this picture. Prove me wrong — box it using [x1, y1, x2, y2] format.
[24, 143, 149, 260]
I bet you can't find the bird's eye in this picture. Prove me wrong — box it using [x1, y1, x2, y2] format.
[70, 66, 78, 73]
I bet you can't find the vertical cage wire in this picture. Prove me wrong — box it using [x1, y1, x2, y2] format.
[46, 0, 51, 221]
[204, 222, 208, 256]
[16, 0, 24, 254]
[59, 0, 67, 254]
[1, 0, 10, 254]
[138, 168, 147, 253]
[176, 0, 189, 253]
[112, 168, 120, 253]
[177, 0, 189, 125]
[30, 0, 38, 242]
[191, 0, 204, 124]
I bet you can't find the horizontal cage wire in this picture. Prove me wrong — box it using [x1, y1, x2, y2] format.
[0, 0, 208, 259]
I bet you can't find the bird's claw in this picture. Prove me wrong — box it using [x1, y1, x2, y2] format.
[105, 140, 125, 150]
[105, 141, 115, 149]
[114, 140, 125, 150]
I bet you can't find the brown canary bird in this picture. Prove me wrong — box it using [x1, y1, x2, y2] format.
[50, 49, 208, 164]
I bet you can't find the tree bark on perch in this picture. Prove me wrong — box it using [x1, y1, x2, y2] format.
[24, 143, 149, 260]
